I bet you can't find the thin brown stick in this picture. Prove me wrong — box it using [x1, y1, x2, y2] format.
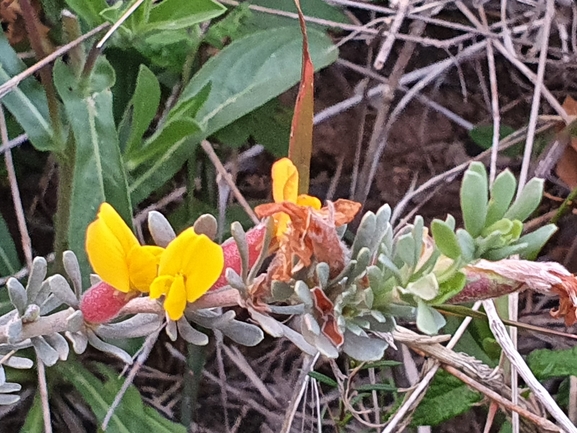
[37, 358, 53, 433]
[200, 140, 259, 225]
[443, 365, 560, 432]
[0, 104, 33, 268]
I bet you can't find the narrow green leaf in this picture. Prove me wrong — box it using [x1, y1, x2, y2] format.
[119, 65, 160, 155]
[0, 214, 20, 277]
[0, 33, 54, 152]
[130, 26, 338, 204]
[145, 0, 225, 31]
[485, 169, 516, 226]
[19, 391, 44, 433]
[308, 371, 337, 388]
[54, 58, 132, 280]
[356, 383, 397, 392]
[431, 219, 461, 260]
[503, 177, 544, 222]
[460, 164, 488, 237]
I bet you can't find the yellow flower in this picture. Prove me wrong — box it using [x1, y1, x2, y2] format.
[86, 203, 163, 294]
[269, 157, 321, 236]
[149, 228, 224, 321]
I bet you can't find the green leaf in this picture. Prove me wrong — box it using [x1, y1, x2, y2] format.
[0, 213, 20, 277]
[54, 58, 132, 280]
[0, 33, 55, 152]
[432, 271, 466, 305]
[527, 347, 577, 379]
[394, 232, 417, 269]
[145, 0, 226, 31]
[308, 371, 337, 388]
[456, 229, 475, 263]
[460, 164, 488, 237]
[356, 383, 396, 392]
[412, 371, 481, 426]
[130, 25, 337, 203]
[517, 224, 557, 260]
[64, 0, 108, 27]
[485, 169, 516, 226]
[19, 391, 44, 433]
[58, 360, 186, 433]
[503, 177, 544, 222]
[118, 64, 161, 155]
[469, 124, 517, 155]
[416, 299, 446, 335]
[213, 98, 291, 154]
[431, 219, 461, 260]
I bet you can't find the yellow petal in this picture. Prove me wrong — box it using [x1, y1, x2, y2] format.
[97, 203, 139, 254]
[149, 275, 173, 299]
[86, 212, 131, 293]
[296, 194, 322, 210]
[127, 245, 164, 292]
[164, 274, 187, 321]
[272, 158, 298, 203]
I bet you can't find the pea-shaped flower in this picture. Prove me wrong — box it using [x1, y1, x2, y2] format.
[86, 203, 163, 294]
[150, 228, 224, 321]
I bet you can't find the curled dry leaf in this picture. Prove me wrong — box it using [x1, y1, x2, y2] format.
[456, 259, 577, 326]
[255, 199, 361, 282]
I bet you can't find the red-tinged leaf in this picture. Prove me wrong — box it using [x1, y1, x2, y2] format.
[288, 0, 314, 195]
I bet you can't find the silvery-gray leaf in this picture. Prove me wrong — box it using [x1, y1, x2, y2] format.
[225, 269, 246, 294]
[366, 316, 396, 333]
[271, 280, 293, 301]
[0, 394, 20, 405]
[300, 325, 338, 358]
[0, 366, 5, 386]
[7, 279, 27, 316]
[89, 274, 101, 286]
[32, 336, 59, 366]
[86, 330, 132, 364]
[362, 288, 374, 310]
[63, 251, 82, 298]
[266, 304, 305, 315]
[65, 331, 88, 354]
[96, 314, 162, 339]
[315, 262, 330, 288]
[230, 222, 248, 279]
[25, 257, 47, 300]
[20, 304, 40, 323]
[34, 280, 51, 306]
[48, 275, 78, 308]
[148, 211, 176, 247]
[415, 299, 446, 335]
[0, 341, 32, 352]
[345, 321, 365, 336]
[294, 280, 312, 307]
[302, 313, 320, 336]
[0, 382, 21, 393]
[7, 318, 22, 343]
[4, 356, 33, 369]
[188, 309, 235, 328]
[217, 321, 263, 347]
[66, 310, 84, 332]
[44, 333, 69, 361]
[165, 319, 178, 342]
[351, 211, 376, 258]
[342, 329, 387, 362]
[280, 322, 318, 356]
[247, 218, 275, 282]
[350, 248, 370, 281]
[249, 309, 283, 337]
[176, 319, 208, 346]
[193, 214, 218, 240]
[0, 310, 17, 326]
[371, 310, 387, 323]
[335, 225, 347, 239]
[39, 294, 64, 315]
